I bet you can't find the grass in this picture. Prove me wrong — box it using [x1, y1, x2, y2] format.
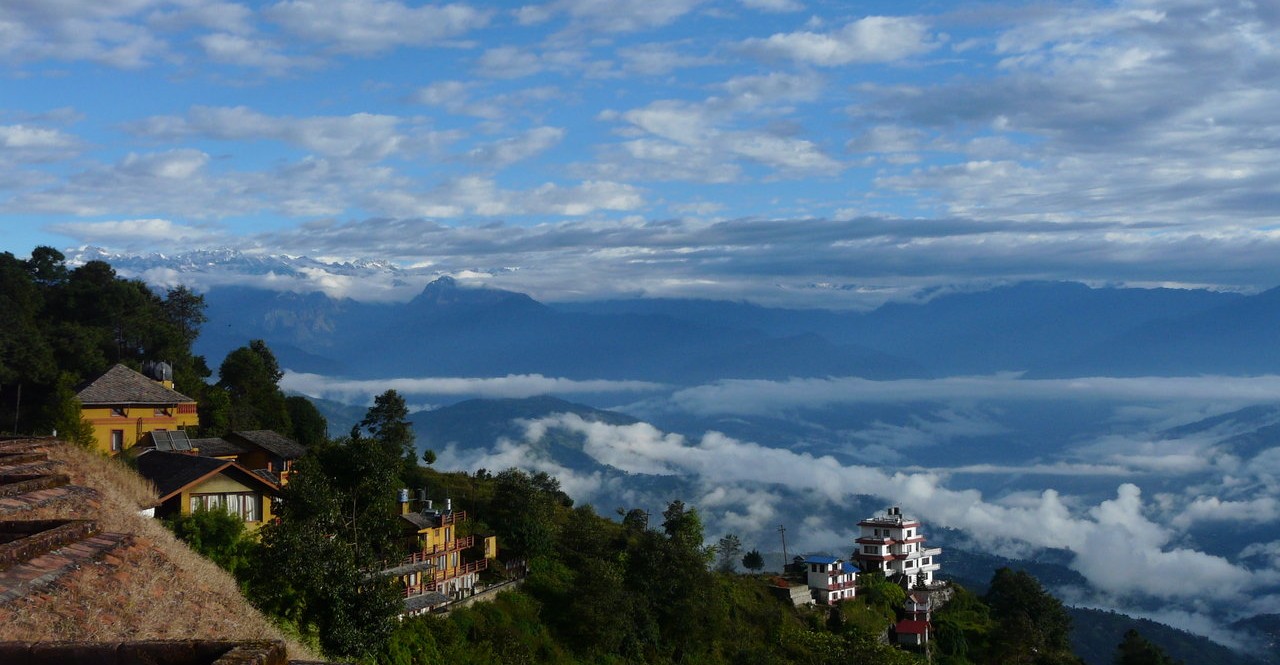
[0, 440, 318, 660]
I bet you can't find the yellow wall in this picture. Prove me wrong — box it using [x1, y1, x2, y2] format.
[82, 403, 199, 456]
[179, 472, 275, 531]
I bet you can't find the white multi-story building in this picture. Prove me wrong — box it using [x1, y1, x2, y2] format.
[851, 506, 942, 587]
[803, 555, 858, 604]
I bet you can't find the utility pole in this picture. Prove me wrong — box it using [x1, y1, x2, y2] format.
[778, 524, 788, 571]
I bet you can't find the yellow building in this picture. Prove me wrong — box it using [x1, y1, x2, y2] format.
[134, 450, 279, 531]
[76, 364, 199, 456]
[192, 430, 307, 486]
[393, 495, 498, 603]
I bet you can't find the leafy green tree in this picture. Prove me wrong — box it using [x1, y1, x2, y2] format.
[359, 389, 415, 463]
[285, 395, 328, 447]
[1115, 629, 1181, 665]
[742, 548, 765, 572]
[421, 448, 436, 465]
[218, 341, 291, 433]
[162, 286, 207, 347]
[715, 533, 743, 572]
[166, 505, 256, 578]
[43, 372, 96, 446]
[250, 448, 401, 660]
[984, 567, 1078, 664]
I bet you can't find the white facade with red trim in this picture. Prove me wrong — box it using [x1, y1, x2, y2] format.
[803, 555, 857, 604]
[851, 506, 942, 586]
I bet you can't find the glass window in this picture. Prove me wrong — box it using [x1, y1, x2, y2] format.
[110, 430, 124, 451]
[111, 408, 126, 417]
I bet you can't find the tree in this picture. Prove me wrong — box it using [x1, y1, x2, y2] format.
[162, 286, 207, 347]
[250, 446, 401, 659]
[421, 449, 436, 465]
[1115, 629, 1181, 665]
[166, 505, 256, 578]
[359, 389, 415, 463]
[984, 567, 1076, 664]
[286, 395, 328, 447]
[218, 341, 290, 433]
[715, 533, 743, 572]
[742, 548, 765, 572]
[42, 372, 95, 446]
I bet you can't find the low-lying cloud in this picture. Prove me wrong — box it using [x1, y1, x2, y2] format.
[441, 413, 1275, 607]
[281, 371, 667, 402]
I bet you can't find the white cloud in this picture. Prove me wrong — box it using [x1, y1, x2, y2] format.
[46, 218, 222, 248]
[379, 176, 644, 218]
[453, 412, 1265, 603]
[463, 126, 565, 168]
[1172, 496, 1280, 529]
[740, 16, 937, 66]
[197, 33, 315, 72]
[595, 72, 840, 180]
[265, 0, 491, 54]
[0, 0, 168, 67]
[130, 106, 414, 160]
[740, 0, 803, 13]
[662, 375, 1280, 418]
[516, 0, 706, 33]
[280, 371, 667, 402]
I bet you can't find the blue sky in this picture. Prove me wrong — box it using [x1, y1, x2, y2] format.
[2, 0, 1279, 305]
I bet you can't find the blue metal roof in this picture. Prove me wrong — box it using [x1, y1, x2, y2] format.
[805, 555, 840, 564]
[841, 562, 858, 573]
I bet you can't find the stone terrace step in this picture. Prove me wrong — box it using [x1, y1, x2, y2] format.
[0, 531, 129, 604]
[0, 485, 98, 515]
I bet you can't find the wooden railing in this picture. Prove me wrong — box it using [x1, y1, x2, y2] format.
[403, 558, 489, 597]
[396, 536, 473, 567]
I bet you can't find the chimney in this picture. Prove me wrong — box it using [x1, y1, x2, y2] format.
[446, 498, 452, 513]
[398, 488, 410, 515]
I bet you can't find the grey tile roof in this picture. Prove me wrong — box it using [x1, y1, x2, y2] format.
[227, 430, 306, 460]
[135, 451, 231, 500]
[193, 438, 250, 457]
[399, 513, 436, 530]
[135, 451, 279, 501]
[76, 364, 195, 405]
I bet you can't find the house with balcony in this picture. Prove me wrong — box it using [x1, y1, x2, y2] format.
[387, 490, 498, 614]
[76, 363, 198, 456]
[851, 505, 942, 587]
[803, 554, 857, 604]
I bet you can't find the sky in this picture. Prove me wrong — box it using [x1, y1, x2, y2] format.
[2, 0, 1280, 306]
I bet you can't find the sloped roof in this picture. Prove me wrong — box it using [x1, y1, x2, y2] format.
[76, 364, 194, 405]
[135, 451, 278, 502]
[227, 430, 306, 460]
[804, 555, 840, 565]
[399, 512, 435, 530]
[896, 620, 930, 635]
[192, 437, 250, 458]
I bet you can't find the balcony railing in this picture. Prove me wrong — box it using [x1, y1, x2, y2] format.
[398, 535, 474, 566]
[403, 558, 489, 597]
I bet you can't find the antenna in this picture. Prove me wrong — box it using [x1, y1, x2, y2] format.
[778, 524, 789, 570]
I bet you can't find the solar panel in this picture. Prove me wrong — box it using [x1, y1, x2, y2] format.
[151, 430, 192, 452]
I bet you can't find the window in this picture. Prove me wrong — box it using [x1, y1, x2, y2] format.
[110, 430, 124, 452]
[154, 407, 171, 417]
[111, 407, 126, 417]
[190, 492, 260, 521]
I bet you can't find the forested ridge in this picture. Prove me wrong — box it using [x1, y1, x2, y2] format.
[1, 247, 1188, 665]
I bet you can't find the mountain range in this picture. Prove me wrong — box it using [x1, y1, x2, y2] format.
[190, 273, 1278, 384]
